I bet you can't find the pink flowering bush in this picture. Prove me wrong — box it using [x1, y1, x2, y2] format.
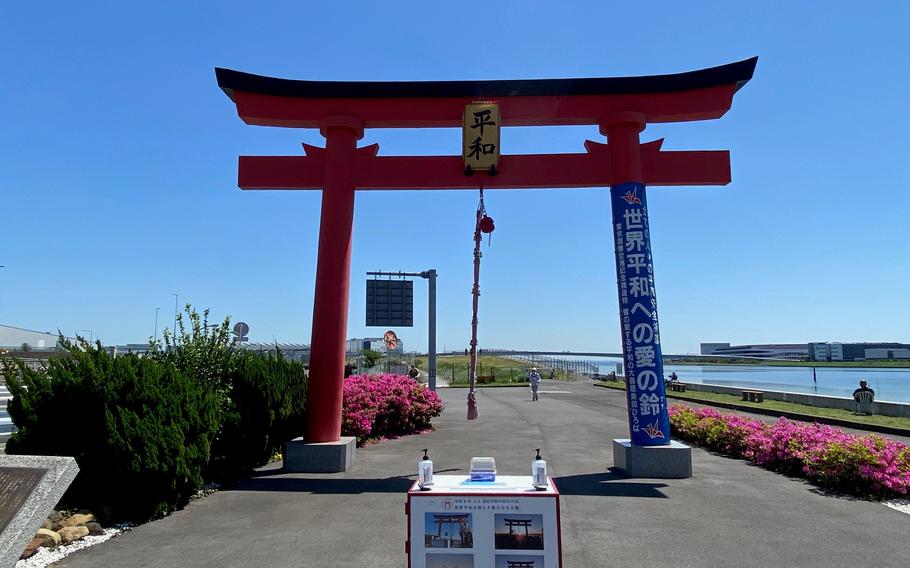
[342, 374, 444, 444]
[669, 404, 910, 499]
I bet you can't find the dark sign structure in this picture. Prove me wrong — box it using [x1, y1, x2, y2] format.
[0, 468, 44, 533]
[216, 58, 756, 448]
[366, 279, 413, 327]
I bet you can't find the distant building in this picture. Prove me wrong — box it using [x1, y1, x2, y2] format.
[700, 343, 731, 355]
[108, 343, 154, 357]
[0, 324, 71, 351]
[347, 337, 404, 355]
[838, 342, 910, 361]
[699, 343, 808, 360]
[239, 342, 310, 363]
[711, 341, 910, 362]
[808, 342, 844, 362]
[864, 347, 910, 360]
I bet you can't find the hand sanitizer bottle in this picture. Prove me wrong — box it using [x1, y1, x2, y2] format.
[418, 448, 434, 490]
[532, 448, 548, 490]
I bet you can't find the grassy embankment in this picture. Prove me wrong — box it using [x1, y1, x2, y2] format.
[595, 380, 910, 431]
[413, 355, 572, 386]
[666, 357, 910, 368]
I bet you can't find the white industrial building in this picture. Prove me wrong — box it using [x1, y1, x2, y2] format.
[0, 324, 71, 351]
[347, 337, 404, 355]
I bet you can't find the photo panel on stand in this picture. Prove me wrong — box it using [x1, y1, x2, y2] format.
[494, 514, 544, 550]
[425, 512, 474, 549]
[495, 553, 546, 568]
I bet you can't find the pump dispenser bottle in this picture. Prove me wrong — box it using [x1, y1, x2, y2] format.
[532, 448, 548, 490]
[418, 448, 434, 490]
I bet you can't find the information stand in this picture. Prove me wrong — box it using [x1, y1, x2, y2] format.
[406, 475, 561, 568]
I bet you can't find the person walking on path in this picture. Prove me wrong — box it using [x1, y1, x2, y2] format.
[529, 367, 542, 401]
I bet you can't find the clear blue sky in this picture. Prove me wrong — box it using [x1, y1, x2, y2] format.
[2, 2, 908, 354]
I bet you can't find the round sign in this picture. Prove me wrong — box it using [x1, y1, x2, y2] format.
[383, 330, 398, 350]
[233, 321, 250, 337]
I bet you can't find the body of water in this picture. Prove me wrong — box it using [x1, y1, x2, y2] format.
[583, 358, 910, 404]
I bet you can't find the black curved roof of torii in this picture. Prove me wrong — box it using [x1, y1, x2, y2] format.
[215, 57, 757, 101]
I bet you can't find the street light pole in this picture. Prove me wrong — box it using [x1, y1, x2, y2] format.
[154, 307, 160, 342]
[80, 329, 93, 343]
[172, 293, 179, 338]
[425, 269, 437, 391]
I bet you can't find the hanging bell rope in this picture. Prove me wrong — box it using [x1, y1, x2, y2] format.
[467, 184, 494, 420]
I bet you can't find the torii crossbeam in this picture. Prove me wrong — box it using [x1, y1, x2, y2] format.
[216, 58, 756, 455]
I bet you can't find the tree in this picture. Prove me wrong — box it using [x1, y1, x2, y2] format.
[149, 304, 234, 410]
[360, 348, 382, 370]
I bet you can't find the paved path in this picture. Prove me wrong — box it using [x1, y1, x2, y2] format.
[59, 381, 910, 567]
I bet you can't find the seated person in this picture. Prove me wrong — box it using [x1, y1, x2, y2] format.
[852, 380, 875, 413]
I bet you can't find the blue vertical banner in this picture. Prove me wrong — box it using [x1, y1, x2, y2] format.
[610, 182, 671, 446]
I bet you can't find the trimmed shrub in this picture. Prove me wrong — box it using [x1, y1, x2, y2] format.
[211, 350, 308, 477]
[342, 373, 443, 444]
[669, 404, 910, 498]
[3, 341, 221, 522]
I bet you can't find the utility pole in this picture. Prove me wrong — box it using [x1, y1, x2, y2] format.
[154, 307, 160, 342]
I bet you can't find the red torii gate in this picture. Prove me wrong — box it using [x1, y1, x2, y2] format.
[216, 58, 756, 449]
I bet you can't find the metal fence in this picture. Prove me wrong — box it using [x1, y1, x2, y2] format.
[437, 363, 529, 386]
[507, 354, 599, 375]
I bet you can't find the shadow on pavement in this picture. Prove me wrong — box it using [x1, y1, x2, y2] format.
[230, 475, 416, 494]
[554, 471, 669, 498]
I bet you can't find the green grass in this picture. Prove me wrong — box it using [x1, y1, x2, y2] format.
[594, 381, 910, 430]
[414, 354, 572, 386]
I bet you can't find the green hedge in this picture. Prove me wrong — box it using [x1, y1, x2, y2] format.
[4, 342, 221, 522]
[211, 350, 308, 477]
[3, 336, 311, 523]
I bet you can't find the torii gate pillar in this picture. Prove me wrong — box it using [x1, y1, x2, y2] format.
[285, 117, 363, 471]
[305, 117, 362, 443]
[603, 112, 692, 478]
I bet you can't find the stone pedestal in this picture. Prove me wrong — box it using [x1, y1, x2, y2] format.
[0, 455, 80, 568]
[284, 437, 356, 473]
[612, 438, 692, 479]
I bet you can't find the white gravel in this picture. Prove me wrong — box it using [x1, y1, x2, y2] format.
[16, 528, 126, 568]
[884, 499, 910, 516]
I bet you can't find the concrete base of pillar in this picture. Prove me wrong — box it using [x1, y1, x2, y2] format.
[284, 436, 356, 473]
[612, 438, 692, 479]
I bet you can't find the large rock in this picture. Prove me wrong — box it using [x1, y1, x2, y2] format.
[20, 537, 44, 559]
[35, 528, 61, 547]
[59, 513, 95, 527]
[58, 525, 90, 544]
[84, 521, 104, 535]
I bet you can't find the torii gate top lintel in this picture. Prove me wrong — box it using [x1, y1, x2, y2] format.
[215, 57, 756, 129]
[216, 58, 756, 192]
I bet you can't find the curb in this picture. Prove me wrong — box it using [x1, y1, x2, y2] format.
[593, 382, 910, 438]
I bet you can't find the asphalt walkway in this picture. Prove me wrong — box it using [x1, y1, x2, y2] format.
[58, 381, 910, 567]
